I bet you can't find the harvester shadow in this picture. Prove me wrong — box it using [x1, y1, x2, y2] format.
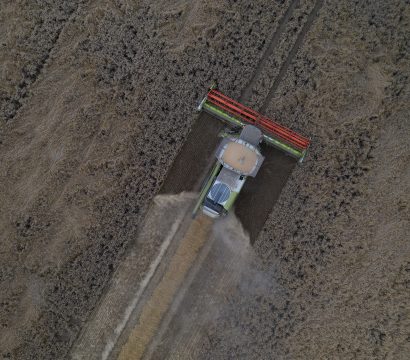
[160, 114, 296, 243]
[234, 144, 295, 243]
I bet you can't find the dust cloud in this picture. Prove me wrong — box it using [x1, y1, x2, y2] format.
[212, 212, 250, 258]
[157, 211, 285, 359]
[150, 210, 283, 359]
[213, 212, 280, 298]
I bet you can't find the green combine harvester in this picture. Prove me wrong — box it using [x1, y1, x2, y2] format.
[193, 85, 310, 218]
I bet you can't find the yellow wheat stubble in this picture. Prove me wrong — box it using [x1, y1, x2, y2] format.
[118, 215, 212, 360]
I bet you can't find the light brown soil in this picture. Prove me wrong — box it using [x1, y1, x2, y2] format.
[0, 0, 408, 359]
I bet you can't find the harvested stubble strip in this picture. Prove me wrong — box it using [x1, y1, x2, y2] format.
[118, 215, 212, 360]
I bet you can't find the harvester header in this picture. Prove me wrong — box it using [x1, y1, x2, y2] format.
[198, 85, 310, 162]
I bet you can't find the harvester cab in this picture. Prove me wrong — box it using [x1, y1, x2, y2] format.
[193, 84, 310, 218]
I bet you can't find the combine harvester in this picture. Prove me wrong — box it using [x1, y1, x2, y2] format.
[193, 85, 310, 218]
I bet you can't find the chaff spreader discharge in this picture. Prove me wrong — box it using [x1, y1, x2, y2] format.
[193, 85, 310, 218]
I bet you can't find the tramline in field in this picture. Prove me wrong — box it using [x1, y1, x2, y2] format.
[193, 84, 310, 218]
